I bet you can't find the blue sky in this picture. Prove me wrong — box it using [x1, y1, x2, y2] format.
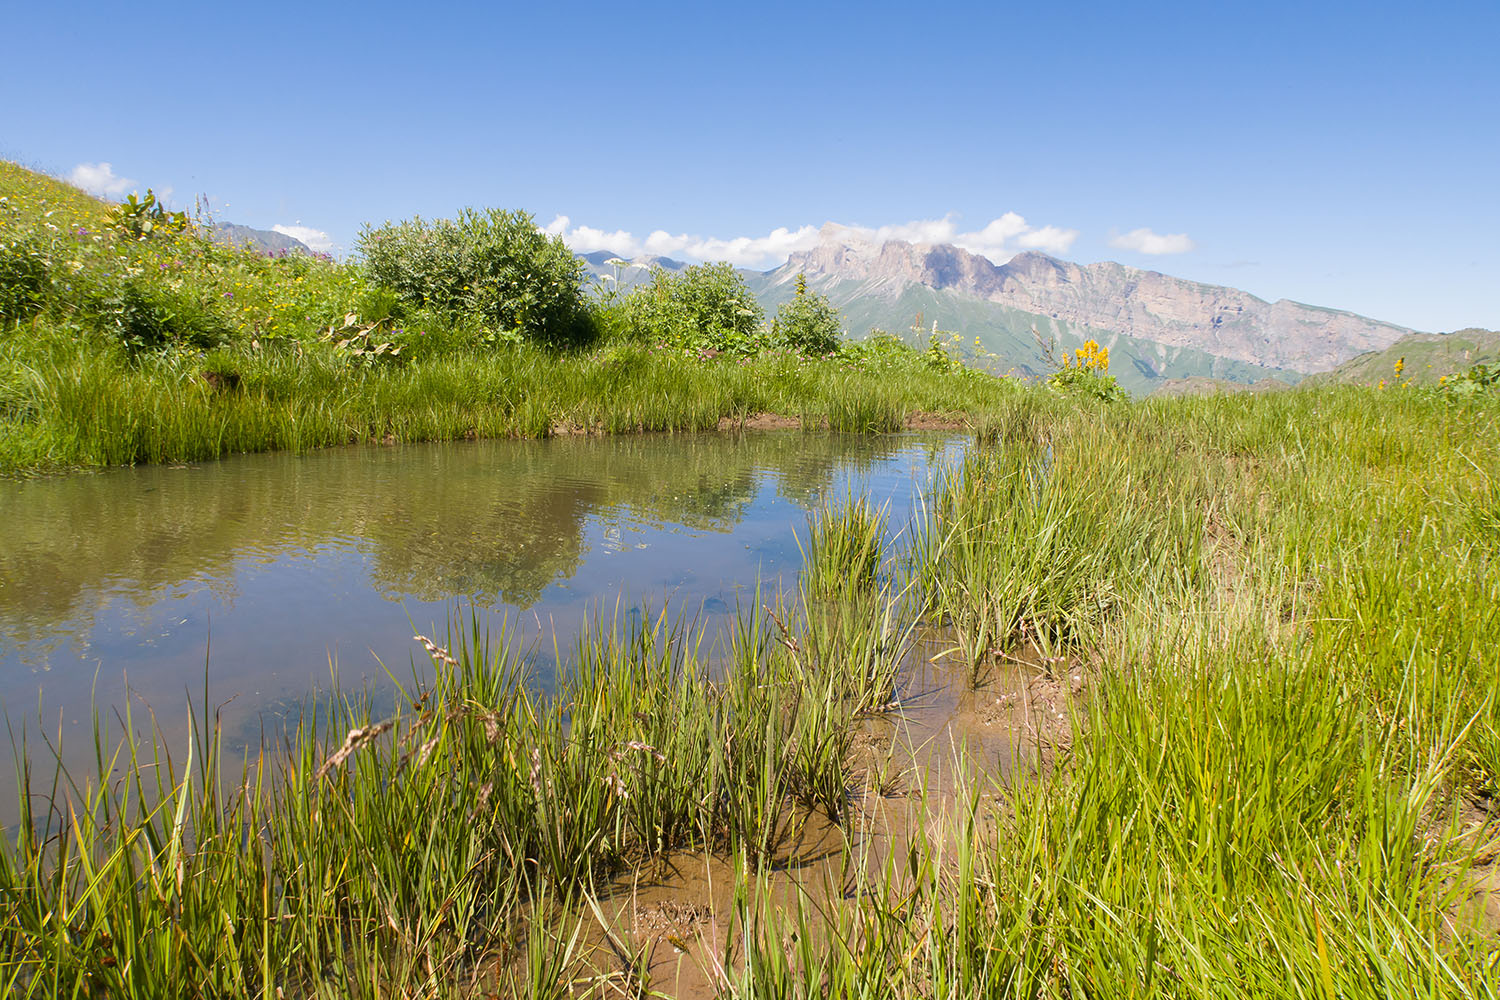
[4, 0, 1495, 331]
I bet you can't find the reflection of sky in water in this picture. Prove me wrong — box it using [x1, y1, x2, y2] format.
[0, 433, 965, 752]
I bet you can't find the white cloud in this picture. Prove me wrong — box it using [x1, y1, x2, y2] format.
[949, 213, 1079, 259]
[644, 225, 823, 267]
[1013, 225, 1079, 255]
[68, 162, 135, 198]
[540, 215, 823, 267]
[542, 211, 1078, 269]
[272, 224, 335, 252]
[1109, 227, 1196, 255]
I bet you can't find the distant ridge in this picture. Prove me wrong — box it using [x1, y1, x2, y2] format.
[764, 229, 1414, 374]
[206, 222, 311, 255]
[578, 249, 687, 272]
[572, 249, 689, 295]
[575, 227, 1435, 395]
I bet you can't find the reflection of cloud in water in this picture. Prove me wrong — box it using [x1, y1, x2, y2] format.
[0, 432, 967, 747]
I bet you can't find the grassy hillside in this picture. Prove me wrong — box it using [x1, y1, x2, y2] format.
[1307, 326, 1500, 386]
[1147, 374, 1292, 397]
[0, 162, 1024, 475]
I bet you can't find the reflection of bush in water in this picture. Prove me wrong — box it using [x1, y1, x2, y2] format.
[0, 433, 932, 640]
[768, 432, 902, 508]
[365, 434, 903, 606]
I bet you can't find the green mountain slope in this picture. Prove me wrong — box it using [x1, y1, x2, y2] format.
[1305, 328, 1500, 386]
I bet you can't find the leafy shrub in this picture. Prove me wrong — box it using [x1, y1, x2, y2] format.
[623, 262, 765, 353]
[1440, 362, 1500, 397]
[0, 235, 48, 322]
[359, 208, 588, 347]
[110, 189, 189, 240]
[770, 273, 841, 355]
[94, 280, 232, 355]
[321, 312, 405, 367]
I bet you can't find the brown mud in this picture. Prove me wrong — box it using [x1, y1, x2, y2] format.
[502, 638, 1085, 998]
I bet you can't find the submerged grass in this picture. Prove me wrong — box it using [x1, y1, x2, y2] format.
[3, 386, 1499, 996]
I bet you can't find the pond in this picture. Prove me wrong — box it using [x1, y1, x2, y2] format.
[0, 432, 966, 756]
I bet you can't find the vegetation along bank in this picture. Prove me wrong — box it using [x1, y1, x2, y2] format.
[1, 162, 1020, 476]
[2, 160, 1499, 996]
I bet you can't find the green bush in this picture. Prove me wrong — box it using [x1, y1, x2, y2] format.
[623, 262, 765, 353]
[110, 189, 189, 241]
[0, 235, 49, 323]
[92, 280, 232, 355]
[358, 208, 588, 347]
[1441, 362, 1500, 396]
[770, 273, 841, 355]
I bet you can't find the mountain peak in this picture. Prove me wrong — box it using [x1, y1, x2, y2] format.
[781, 234, 1014, 298]
[771, 234, 1413, 373]
[817, 221, 862, 246]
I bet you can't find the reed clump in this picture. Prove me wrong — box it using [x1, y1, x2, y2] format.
[0, 590, 916, 995]
[800, 494, 888, 601]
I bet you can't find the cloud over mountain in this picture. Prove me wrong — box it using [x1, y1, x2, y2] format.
[544, 212, 1078, 269]
[272, 224, 335, 252]
[1110, 228, 1196, 255]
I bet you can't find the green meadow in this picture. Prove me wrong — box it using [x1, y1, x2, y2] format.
[0, 162, 1011, 476]
[2, 160, 1498, 997]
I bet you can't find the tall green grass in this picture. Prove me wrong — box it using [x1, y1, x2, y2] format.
[4, 385, 1498, 996]
[0, 585, 917, 995]
[0, 329, 1020, 474]
[710, 386, 1500, 999]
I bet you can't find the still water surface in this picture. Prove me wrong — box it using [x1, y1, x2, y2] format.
[0, 432, 964, 751]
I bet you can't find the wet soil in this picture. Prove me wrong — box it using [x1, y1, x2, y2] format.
[716, 412, 803, 432]
[1446, 798, 1500, 939]
[526, 639, 1084, 998]
[482, 640, 1499, 997]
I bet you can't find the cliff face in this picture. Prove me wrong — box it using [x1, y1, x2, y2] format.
[774, 236, 1413, 373]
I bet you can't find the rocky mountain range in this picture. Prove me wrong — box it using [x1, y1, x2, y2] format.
[578, 228, 1421, 394]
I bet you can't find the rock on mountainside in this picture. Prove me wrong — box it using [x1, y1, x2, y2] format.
[765, 226, 1414, 375]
